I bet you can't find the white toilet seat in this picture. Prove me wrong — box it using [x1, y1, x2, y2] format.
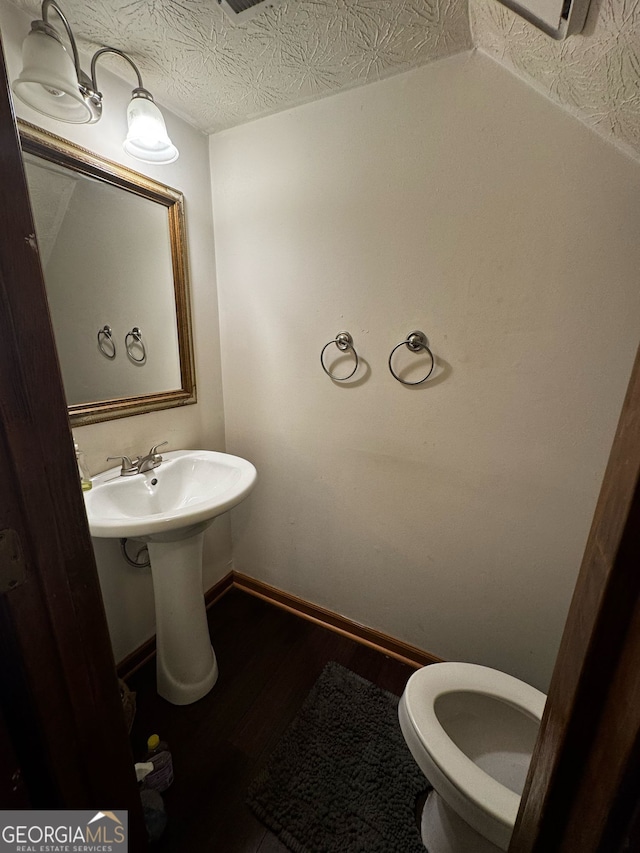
[400, 662, 546, 851]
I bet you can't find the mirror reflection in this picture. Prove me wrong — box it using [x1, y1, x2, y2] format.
[19, 121, 196, 425]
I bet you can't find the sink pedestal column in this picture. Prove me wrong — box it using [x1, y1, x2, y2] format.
[147, 531, 218, 705]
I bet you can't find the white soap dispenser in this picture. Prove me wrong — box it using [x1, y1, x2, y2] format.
[74, 440, 92, 491]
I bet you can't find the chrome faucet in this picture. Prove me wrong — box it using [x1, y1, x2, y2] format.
[106, 455, 138, 477]
[108, 442, 168, 476]
[137, 442, 168, 473]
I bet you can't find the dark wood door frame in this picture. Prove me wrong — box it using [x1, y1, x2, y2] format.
[0, 33, 146, 846]
[1, 20, 639, 852]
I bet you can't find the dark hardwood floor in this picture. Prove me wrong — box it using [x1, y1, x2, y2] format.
[127, 587, 417, 852]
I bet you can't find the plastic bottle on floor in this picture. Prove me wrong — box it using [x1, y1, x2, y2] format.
[144, 734, 174, 792]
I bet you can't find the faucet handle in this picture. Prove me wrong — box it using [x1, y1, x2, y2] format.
[107, 455, 138, 476]
[149, 441, 168, 458]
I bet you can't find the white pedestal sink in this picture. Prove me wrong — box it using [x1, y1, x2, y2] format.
[84, 450, 257, 705]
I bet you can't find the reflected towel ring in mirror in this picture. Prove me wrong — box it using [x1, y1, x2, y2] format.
[97, 324, 116, 359]
[125, 326, 146, 363]
[320, 331, 359, 381]
[388, 330, 435, 386]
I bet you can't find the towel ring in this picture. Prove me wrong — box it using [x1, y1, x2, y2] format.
[97, 325, 116, 359]
[125, 327, 146, 363]
[388, 330, 435, 386]
[320, 331, 358, 381]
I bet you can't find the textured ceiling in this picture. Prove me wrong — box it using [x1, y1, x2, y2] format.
[7, 0, 472, 133]
[7, 0, 640, 159]
[470, 0, 640, 160]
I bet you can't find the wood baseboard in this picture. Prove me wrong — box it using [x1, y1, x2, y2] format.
[116, 571, 234, 681]
[232, 572, 441, 669]
[117, 569, 440, 680]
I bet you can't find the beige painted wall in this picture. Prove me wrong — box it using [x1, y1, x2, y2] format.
[1, 1, 230, 663]
[210, 50, 640, 692]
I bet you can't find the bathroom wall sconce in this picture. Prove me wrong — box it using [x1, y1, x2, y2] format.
[12, 0, 179, 164]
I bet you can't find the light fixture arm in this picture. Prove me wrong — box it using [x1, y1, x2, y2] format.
[40, 0, 83, 78]
[90, 47, 145, 98]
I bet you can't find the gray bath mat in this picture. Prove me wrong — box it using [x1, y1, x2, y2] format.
[247, 661, 425, 853]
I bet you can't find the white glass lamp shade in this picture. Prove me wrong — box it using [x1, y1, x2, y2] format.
[12, 29, 92, 123]
[123, 95, 179, 164]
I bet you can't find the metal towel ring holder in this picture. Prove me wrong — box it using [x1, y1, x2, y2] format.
[388, 330, 435, 386]
[97, 325, 116, 359]
[320, 331, 359, 381]
[125, 326, 146, 363]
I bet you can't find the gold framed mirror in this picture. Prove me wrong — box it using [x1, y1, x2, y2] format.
[19, 120, 196, 426]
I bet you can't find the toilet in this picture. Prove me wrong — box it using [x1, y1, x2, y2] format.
[399, 662, 546, 853]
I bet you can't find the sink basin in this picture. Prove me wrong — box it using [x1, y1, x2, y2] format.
[85, 449, 257, 542]
[84, 449, 257, 706]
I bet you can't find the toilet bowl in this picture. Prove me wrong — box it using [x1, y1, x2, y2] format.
[399, 662, 546, 853]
